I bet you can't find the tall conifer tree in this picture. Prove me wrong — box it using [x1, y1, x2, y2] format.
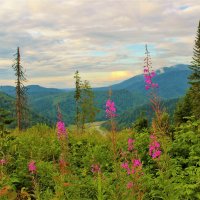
[74, 70, 81, 133]
[12, 47, 27, 130]
[188, 20, 200, 118]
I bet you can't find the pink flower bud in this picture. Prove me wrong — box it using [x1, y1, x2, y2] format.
[28, 161, 36, 174]
[0, 159, 6, 165]
[127, 182, 133, 189]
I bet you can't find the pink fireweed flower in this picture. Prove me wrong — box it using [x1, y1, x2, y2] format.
[133, 159, 142, 167]
[128, 138, 135, 151]
[91, 164, 101, 173]
[121, 162, 129, 169]
[106, 99, 117, 118]
[152, 150, 162, 159]
[28, 161, 36, 174]
[154, 141, 160, 148]
[143, 65, 158, 90]
[151, 71, 156, 78]
[145, 85, 151, 90]
[149, 134, 161, 159]
[121, 162, 131, 175]
[56, 121, 67, 139]
[122, 159, 142, 175]
[0, 159, 6, 165]
[127, 182, 133, 189]
[144, 75, 152, 85]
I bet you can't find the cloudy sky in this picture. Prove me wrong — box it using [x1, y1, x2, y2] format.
[0, 0, 199, 88]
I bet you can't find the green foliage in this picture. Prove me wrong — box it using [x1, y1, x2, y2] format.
[170, 117, 200, 199]
[79, 80, 99, 133]
[0, 91, 53, 129]
[74, 72, 99, 133]
[0, 118, 200, 199]
[102, 98, 178, 131]
[132, 115, 148, 133]
[174, 91, 192, 125]
[0, 108, 13, 137]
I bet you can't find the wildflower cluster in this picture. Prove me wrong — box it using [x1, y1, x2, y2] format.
[144, 68, 158, 90]
[106, 99, 117, 118]
[149, 135, 161, 159]
[28, 161, 37, 174]
[144, 45, 158, 90]
[56, 121, 67, 139]
[121, 159, 142, 175]
[121, 138, 143, 192]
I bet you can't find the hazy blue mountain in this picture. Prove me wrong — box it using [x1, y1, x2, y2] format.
[0, 86, 16, 97]
[0, 64, 191, 126]
[109, 64, 190, 99]
[0, 85, 64, 97]
[0, 91, 53, 127]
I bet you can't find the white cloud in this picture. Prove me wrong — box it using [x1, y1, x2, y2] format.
[0, 0, 199, 88]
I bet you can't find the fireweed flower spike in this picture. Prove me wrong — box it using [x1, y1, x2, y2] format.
[133, 159, 142, 167]
[28, 161, 37, 174]
[144, 68, 158, 90]
[121, 159, 142, 175]
[56, 121, 67, 139]
[149, 134, 161, 159]
[143, 45, 158, 90]
[106, 99, 117, 118]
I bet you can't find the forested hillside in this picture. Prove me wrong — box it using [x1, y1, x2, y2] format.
[0, 64, 191, 126]
[0, 92, 53, 128]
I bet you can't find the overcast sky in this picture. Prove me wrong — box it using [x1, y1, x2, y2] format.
[0, 0, 199, 88]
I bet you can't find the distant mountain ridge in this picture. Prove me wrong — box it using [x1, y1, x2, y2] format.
[0, 91, 53, 128]
[1, 64, 190, 91]
[0, 85, 64, 97]
[109, 64, 190, 98]
[0, 64, 191, 126]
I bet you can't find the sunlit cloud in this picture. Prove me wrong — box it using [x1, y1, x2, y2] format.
[111, 71, 131, 81]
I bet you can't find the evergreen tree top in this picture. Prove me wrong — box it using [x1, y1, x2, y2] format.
[189, 20, 200, 85]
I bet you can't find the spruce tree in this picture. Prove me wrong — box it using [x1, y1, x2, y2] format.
[80, 80, 98, 133]
[74, 70, 81, 133]
[174, 92, 192, 125]
[188, 20, 200, 118]
[12, 47, 27, 130]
